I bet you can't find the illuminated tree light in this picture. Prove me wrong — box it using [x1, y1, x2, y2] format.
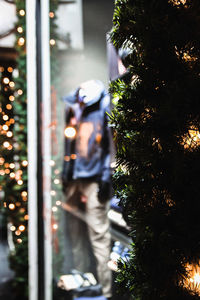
[50, 39, 56, 46]
[17, 239, 22, 244]
[9, 95, 15, 101]
[9, 203, 15, 210]
[6, 104, 12, 110]
[18, 37, 25, 46]
[17, 26, 23, 33]
[54, 178, 60, 185]
[0, 170, 5, 176]
[9, 81, 15, 88]
[7, 145, 13, 151]
[56, 200, 61, 206]
[54, 169, 60, 175]
[64, 126, 76, 138]
[7, 131, 13, 138]
[0, 157, 5, 165]
[49, 11, 55, 18]
[3, 141, 10, 148]
[3, 202, 6, 207]
[0, 66, 4, 72]
[0, 108, 2, 113]
[9, 118, 15, 124]
[50, 190, 56, 196]
[5, 169, 10, 174]
[22, 160, 28, 167]
[19, 225, 25, 232]
[15, 230, 21, 236]
[17, 89, 23, 96]
[3, 115, 9, 121]
[9, 163, 15, 169]
[2, 125, 9, 131]
[19, 9, 25, 16]
[10, 172, 15, 179]
[10, 225, 16, 231]
[3, 77, 10, 84]
[49, 160, 55, 166]
[21, 191, 27, 197]
[52, 206, 58, 212]
[16, 202, 21, 207]
[7, 67, 13, 73]
[17, 180, 23, 185]
[19, 208, 25, 213]
[52, 223, 58, 230]
[24, 215, 29, 220]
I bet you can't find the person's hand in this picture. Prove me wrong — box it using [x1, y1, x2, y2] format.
[98, 181, 111, 204]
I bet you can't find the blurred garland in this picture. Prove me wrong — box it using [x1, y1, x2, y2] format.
[110, 1, 200, 300]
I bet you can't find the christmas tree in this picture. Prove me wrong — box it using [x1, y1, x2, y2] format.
[110, 1, 200, 299]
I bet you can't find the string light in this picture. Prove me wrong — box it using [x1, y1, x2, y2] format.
[9, 203, 15, 210]
[50, 39, 56, 46]
[56, 200, 61, 206]
[3, 115, 9, 121]
[49, 160, 55, 166]
[17, 26, 23, 33]
[17, 239, 22, 244]
[17, 180, 23, 185]
[24, 215, 29, 220]
[2, 125, 9, 131]
[9, 81, 15, 88]
[7, 67, 13, 73]
[10, 172, 15, 178]
[52, 223, 58, 230]
[6, 104, 12, 110]
[9, 95, 15, 101]
[0, 66, 4, 72]
[19, 9, 25, 16]
[54, 179, 60, 185]
[21, 191, 27, 197]
[52, 206, 58, 212]
[22, 160, 28, 167]
[15, 230, 21, 236]
[18, 37, 25, 46]
[19, 225, 25, 232]
[3, 141, 10, 148]
[3, 77, 10, 84]
[64, 126, 76, 138]
[9, 163, 15, 169]
[10, 225, 16, 231]
[50, 190, 56, 196]
[49, 12, 55, 18]
[7, 131, 13, 137]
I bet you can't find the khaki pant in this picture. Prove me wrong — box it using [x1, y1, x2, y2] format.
[64, 180, 112, 298]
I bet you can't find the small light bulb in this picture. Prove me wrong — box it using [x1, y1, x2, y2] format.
[6, 104, 12, 110]
[7, 67, 13, 73]
[56, 200, 61, 206]
[7, 131, 13, 137]
[17, 26, 23, 33]
[49, 12, 55, 18]
[3, 77, 10, 84]
[3, 141, 10, 148]
[3, 115, 9, 121]
[21, 191, 27, 197]
[10, 225, 16, 231]
[52, 224, 58, 230]
[64, 126, 76, 138]
[9, 81, 15, 88]
[17, 89, 23, 95]
[9, 95, 15, 101]
[54, 179, 60, 185]
[50, 190, 56, 196]
[49, 160, 55, 166]
[24, 215, 29, 220]
[9, 163, 15, 169]
[10, 172, 15, 178]
[9, 203, 15, 210]
[17, 180, 23, 185]
[52, 206, 58, 212]
[50, 39, 56, 46]
[18, 37, 25, 46]
[22, 160, 28, 167]
[19, 225, 25, 232]
[19, 9, 25, 16]
[17, 239, 22, 243]
[3, 125, 9, 131]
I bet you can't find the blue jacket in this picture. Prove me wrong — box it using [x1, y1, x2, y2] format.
[62, 80, 111, 184]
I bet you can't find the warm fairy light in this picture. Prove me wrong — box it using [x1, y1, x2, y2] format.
[0, 170, 5, 176]
[50, 190, 56, 196]
[10, 225, 16, 231]
[17, 26, 23, 33]
[8, 145, 13, 150]
[17, 89, 23, 95]
[19, 225, 25, 231]
[24, 215, 29, 220]
[21, 191, 27, 197]
[64, 126, 76, 138]
[17, 239, 22, 243]
[10, 172, 15, 178]
[3, 115, 9, 121]
[3, 125, 9, 131]
[22, 160, 28, 167]
[54, 179, 60, 185]
[17, 180, 23, 185]
[16, 202, 21, 207]
[3, 141, 10, 148]
[9, 95, 15, 101]
[181, 127, 200, 150]
[169, 0, 186, 5]
[0, 157, 5, 165]
[52, 206, 58, 212]
[19, 9, 25, 16]
[49, 11, 55, 18]
[15, 230, 21, 236]
[49, 160, 55, 166]
[7, 131, 13, 137]
[52, 223, 58, 230]
[6, 104, 12, 110]
[71, 154, 77, 160]
[56, 200, 61, 206]
[3, 77, 10, 84]
[182, 262, 200, 295]
[3, 202, 6, 207]
[9, 163, 15, 169]
[54, 169, 60, 175]
[5, 169, 10, 174]
[0, 66, 4, 72]
[9, 81, 15, 88]
[50, 39, 56, 46]
[7, 67, 13, 73]
[9, 203, 15, 210]
[18, 37, 25, 46]
[4, 163, 9, 168]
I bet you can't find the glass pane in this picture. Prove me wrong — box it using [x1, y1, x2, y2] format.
[47, 1, 131, 300]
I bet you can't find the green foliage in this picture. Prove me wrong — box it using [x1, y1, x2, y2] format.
[110, 0, 200, 299]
